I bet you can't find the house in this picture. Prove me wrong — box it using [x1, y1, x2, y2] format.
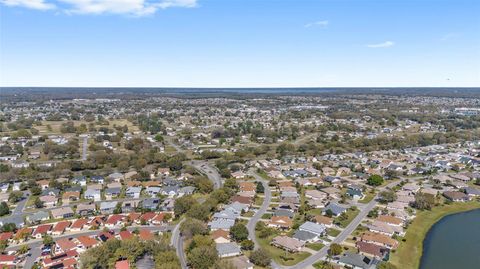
[146, 186, 161, 197]
[71, 176, 87, 186]
[347, 188, 365, 200]
[268, 216, 293, 230]
[274, 209, 295, 219]
[100, 201, 118, 214]
[27, 211, 50, 224]
[292, 230, 319, 243]
[55, 238, 78, 253]
[122, 199, 141, 212]
[52, 221, 71, 235]
[356, 241, 388, 260]
[230, 255, 254, 269]
[77, 235, 99, 250]
[0, 183, 9, 193]
[314, 215, 334, 228]
[271, 236, 305, 252]
[70, 219, 89, 231]
[105, 215, 124, 228]
[138, 229, 155, 241]
[211, 229, 230, 244]
[108, 172, 124, 182]
[126, 187, 142, 199]
[338, 252, 380, 269]
[51, 207, 74, 219]
[305, 190, 327, 201]
[0, 255, 16, 266]
[231, 171, 246, 179]
[142, 198, 160, 210]
[39, 195, 58, 208]
[216, 242, 242, 258]
[90, 175, 105, 184]
[360, 232, 398, 249]
[464, 187, 480, 197]
[178, 186, 196, 196]
[208, 219, 235, 231]
[105, 187, 121, 200]
[443, 191, 470, 202]
[119, 230, 134, 240]
[323, 202, 348, 217]
[84, 189, 101, 202]
[62, 191, 80, 204]
[298, 221, 326, 237]
[77, 203, 96, 216]
[33, 224, 52, 239]
[377, 215, 403, 227]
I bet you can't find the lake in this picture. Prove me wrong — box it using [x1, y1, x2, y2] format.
[420, 209, 480, 269]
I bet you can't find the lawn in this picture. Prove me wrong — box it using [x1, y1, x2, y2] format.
[243, 211, 255, 217]
[358, 191, 376, 204]
[326, 228, 341, 237]
[256, 233, 312, 266]
[255, 196, 264, 206]
[336, 208, 360, 228]
[389, 201, 480, 269]
[306, 242, 324, 251]
[261, 213, 272, 219]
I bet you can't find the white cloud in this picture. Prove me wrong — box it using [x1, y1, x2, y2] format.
[1, 0, 55, 10]
[366, 41, 395, 48]
[304, 20, 329, 28]
[1, 0, 197, 15]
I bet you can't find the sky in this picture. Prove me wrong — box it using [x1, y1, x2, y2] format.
[0, 0, 479, 87]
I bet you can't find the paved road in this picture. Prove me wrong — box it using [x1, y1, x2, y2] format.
[81, 135, 88, 161]
[246, 171, 271, 249]
[7, 225, 172, 268]
[12, 190, 30, 215]
[189, 160, 223, 189]
[171, 219, 188, 269]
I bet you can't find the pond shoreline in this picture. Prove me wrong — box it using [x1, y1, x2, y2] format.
[389, 201, 480, 269]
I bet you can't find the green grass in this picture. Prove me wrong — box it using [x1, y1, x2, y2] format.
[255, 196, 264, 206]
[336, 208, 360, 228]
[326, 228, 341, 237]
[313, 261, 337, 269]
[243, 211, 255, 217]
[256, 233, 312, 266]
[389, 201, 480, 269]
[261, 213, 272, 219]
[306, 242, 324, 251]
[358, 191, 376, 204]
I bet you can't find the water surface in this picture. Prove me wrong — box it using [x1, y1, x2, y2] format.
[420, 209, 480, 269]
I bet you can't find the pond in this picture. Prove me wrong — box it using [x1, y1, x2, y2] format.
[420, 209, 480, 269]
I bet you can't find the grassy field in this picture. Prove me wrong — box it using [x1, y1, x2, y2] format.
[306, 242, 324, 251]
[389, 201, 480, 269]
[256, 233, 311, 266]
[326, 228, 341, 237]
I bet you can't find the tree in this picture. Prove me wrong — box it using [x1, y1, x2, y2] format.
[186, 204, 210, 221]
[187, 235, 214, 253]
[0, 202, 9, 216]
[8, 191, 23, 203]
[250, 248, 271, 267]
[154, 134, 164, 142]
[174, 195, 197, 216]
[256, 181, 265, 193]
[18, 244, 29, 255]
[230, 223, 249, 242]
[328, 243, 343, 256]
[412, 192, 435, 210]
[1, 223, 16, 233]
[240, 239, 254, 250]
[367, 174, 384, 186]
[378, 190, 396, 203]
[43, 235, 54, 246]
[187, 245, 218, 269]
[34, 197, 44, 208]
[180, 218, 208, 239]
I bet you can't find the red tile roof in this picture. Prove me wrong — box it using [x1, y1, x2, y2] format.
[77, 236, 98, 248]
[115, 260, 129, 269]
[71, 219, 88, 229]
[53, 221, 71, 233]
[0, 232, 13, 241]
[138, 229, 154, 240]
[119, 230, 133, 240]
[33, 224, 52, 236]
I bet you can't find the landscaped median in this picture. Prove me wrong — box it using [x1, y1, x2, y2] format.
[389, 201, 480, 269]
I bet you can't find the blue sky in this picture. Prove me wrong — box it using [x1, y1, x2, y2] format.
[1, 0, 479, 87]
